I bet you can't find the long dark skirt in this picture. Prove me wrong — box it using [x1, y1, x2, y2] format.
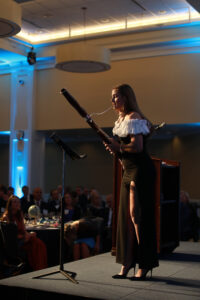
[116, 153, 159, 269]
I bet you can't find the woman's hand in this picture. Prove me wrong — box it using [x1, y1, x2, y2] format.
[103, 138, 120, 155]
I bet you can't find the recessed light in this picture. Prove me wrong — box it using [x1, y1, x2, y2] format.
[43, 13, 53, 18]
[158, 10, 167, 15]
[100, 18, 110, 23]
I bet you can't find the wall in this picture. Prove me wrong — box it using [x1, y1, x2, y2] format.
[35, 53, 200, 131]
[0, 74, 10, 131]
[0, 132, 199, 198]
[0, 51, 200, 198]
[42, 131, 200, 199]
[44, 139, 113, 196]
[0, 143, 9, 186]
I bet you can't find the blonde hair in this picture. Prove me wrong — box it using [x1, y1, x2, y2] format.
[64, 221, 77, 245]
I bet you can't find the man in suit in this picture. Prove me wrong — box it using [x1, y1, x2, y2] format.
[20, 185, 34, 214]
[32, 187, 50, 217]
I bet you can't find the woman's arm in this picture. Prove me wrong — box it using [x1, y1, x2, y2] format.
[104, 134, 143, 155]
[120, 134, 143, 153]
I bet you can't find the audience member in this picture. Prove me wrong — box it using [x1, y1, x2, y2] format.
[57, 185, 63, 201]
[87, 189, 105, 220]
[20, 186, 34, 215]
[1, 195, 47, 271]
[83, 187, 90, 202]
[0, 185, 7, 216]
[76, 186, 88, 215]
[7, 186, 14, 197]
[32, 187, 50, 217]
[49, 188, 61, 216]
[180, 191, 199, 242]
[0, 219, 25, 278]
[64, 217, 104, 261]
[63, 192, 82, 223]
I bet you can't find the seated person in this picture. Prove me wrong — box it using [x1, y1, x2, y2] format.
[0, 184, 8, 217]
[1, 195, 48, 271]
[32, 187, 50, 217]
[75, 186, 88, 216]
[7, 186, 14, 197]
[180, 190, 199, 242]
[64, 217, 104, 261]
[49, 188, 61, 216]
[20, 185, 34, 215]
[87, 189, 106, 220]
[0, 221, 25, 278]
[63, 192, 82, 223]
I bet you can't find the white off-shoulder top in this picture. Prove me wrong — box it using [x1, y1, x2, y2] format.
[112, 118, 150, 138]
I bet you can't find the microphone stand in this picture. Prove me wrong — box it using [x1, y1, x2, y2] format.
[33, 133, 86, 284]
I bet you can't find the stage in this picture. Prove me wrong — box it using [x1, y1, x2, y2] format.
[0, 242, 199, 299]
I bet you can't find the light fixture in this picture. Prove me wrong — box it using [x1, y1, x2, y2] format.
[56, 43, 110, 73]
[0, 0, 21, 38]
[55, 7, 111, 73]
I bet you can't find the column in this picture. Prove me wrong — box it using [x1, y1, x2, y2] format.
[9, 66, 45, 197]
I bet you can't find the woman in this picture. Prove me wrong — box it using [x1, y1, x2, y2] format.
[64, 217, 103, 260]
[104, 84, 158, 280]
[2, 195, 47, 271]
[87, 189, 105, 220]
[63, 192, 82, 223]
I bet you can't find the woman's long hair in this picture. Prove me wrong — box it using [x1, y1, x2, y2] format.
[4, 195, 22, 222]
[113, 84, 153, 130]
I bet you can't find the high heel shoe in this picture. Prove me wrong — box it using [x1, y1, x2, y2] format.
[112, 266, 135, 279]
[129, 269, 152, 281]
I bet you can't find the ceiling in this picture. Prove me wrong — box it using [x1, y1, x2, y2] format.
[13, 0, 199, 44]
[0, 0, 200, 66]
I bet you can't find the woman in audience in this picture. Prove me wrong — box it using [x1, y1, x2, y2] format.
[87, 189, 105, 220]
[1, 195, 47, 271]
[63, 192, 82, 223]
[64, 217, 104, 260]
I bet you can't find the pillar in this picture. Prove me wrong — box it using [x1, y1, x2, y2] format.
[9, 66, 45, 197]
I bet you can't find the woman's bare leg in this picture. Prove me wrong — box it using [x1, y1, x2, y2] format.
[129, 182, 149, 277]
[129, 181, 140, 244]
[80, 243, 90, 259]
[73, 244, 81, 260]
[119, 181, 138, 275]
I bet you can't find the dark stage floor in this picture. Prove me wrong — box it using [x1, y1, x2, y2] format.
[0, 242, 200, 299]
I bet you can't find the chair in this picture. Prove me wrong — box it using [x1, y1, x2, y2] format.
[0, 221, 25, 265]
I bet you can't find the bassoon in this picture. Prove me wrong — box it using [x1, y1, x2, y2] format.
[60, 88, 165, 143]
[61, 88, 111, 144]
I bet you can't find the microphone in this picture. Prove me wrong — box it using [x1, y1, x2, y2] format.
[50, 132, 87, 160]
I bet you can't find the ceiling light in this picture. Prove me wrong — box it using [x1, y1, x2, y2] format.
[55, 43, 111, 73]
[55, 7, 111, 73]
[0, 0, 21, 38]
[158, 10, 167, 15]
